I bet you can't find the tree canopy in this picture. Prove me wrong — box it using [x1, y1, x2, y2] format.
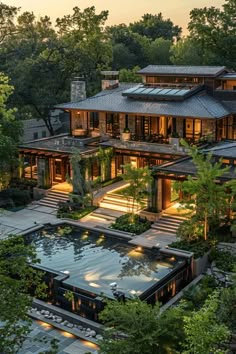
[0, 73, 22, 190]
[0, 235, 47, 353]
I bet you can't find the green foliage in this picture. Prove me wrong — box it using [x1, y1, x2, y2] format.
[56, 225, 73, 236]
[130, 13, 182, 41]
[57, 204, 96, 220]
[99, 297, 187, 354]
[183, 292, 230, 354]
[119, 66, 142, 83]
[0, 73, 22, 189]
[178, 140, 230, 240]
[170, 37, 204, 65]
[0, 235, 47, 354]
[111, 214, 151, 235]
[64, 290, 74, 302]
[210, 249, 236, 272]
[99, 299, 161, 354]
[121, 164, 153, 219]
[147, 38, 172, 65]
[182, 275, 217, 309]
[169, 240, 211, 259]
[187, 0, 236, 69]
[176, 218, 204, 242]
[0, 188, 31, 209]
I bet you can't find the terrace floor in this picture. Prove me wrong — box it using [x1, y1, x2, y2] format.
[19, 319, 98, 354]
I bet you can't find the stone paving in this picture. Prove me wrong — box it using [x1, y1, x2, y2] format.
[18, 319, 98, 354]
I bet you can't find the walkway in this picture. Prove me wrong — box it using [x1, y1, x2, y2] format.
[19, 319, 98, 354]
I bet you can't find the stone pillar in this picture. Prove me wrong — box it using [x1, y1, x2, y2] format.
[162, 179, 171, 209]
[99, 112, 106, 136]
[119, 113, 126, 135]
[37, 157, 50, 188]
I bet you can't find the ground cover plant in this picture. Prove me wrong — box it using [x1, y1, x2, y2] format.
[110, 213, 151, 235]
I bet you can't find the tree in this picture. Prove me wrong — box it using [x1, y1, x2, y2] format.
[170, 37, 204, 65]
[147, 37, 172, 65]
[56, 6, 112, 96]
[99, 299, 161, 354]
[121, 164, 153, 221]
[183, 292, 230, 354]
[187, 0, 236, 69]
[99, 298, 186, 354]
[119, 66, 142, 83]
[130, 13, 182, 41]
[0, 73, 22, 190]
[0, 235, 47, 354]
[178, 141, 229, 240]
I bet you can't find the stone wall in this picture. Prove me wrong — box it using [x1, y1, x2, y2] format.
[217, 242, 236, 255]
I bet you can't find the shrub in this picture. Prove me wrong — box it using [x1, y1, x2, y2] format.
[110, 214, 151, 235]
[57, 205, 96, 220]
[0, 188, 31, 208]
[176, 219, 204, 242]
[209, 250, 236, 272]
[169, 240, 211, 259]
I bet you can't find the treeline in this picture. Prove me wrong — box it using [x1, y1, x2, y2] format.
[0, 0, 235, 133]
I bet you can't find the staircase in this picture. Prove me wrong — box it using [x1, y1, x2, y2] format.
[99, 192, 147, 213]
[37, 190, 69, 209]
[151, 213, 187, 234]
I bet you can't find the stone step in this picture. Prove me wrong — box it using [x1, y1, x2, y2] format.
[162, 213, 187, 221]
[102, 197, 142, 209]
[99, 201, 141, 213]
[38, 200, 59, 208]
[151, 224, 177, 234]
[156, 218, 183, 226]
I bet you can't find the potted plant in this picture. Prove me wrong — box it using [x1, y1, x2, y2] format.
[169, 131, 180, 146]
[121, 127, 131, 142]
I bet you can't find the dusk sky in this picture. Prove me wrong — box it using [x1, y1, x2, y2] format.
[9, 0, 223, 32]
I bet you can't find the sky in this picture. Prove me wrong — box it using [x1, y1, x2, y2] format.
[9, 0, 223, 33]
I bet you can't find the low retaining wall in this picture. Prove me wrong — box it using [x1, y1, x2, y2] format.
[217, 242, 236, 255]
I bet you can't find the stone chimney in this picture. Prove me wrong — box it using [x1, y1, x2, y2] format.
[101, 71, 119, 90]
[71, 78, 86, 102]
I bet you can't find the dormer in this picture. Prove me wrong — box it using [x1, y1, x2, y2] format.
[137, 65, 227, 93]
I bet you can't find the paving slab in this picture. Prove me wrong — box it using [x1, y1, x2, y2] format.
[129, 228, 176, 249]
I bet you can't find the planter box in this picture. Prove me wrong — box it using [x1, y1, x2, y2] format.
[33, 187, 49, 201]
[192, 250, 211, 277]
[121, 132, 131, 142]
[139, 210, 161, 222]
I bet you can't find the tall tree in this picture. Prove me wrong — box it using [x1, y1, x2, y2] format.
[0, 235, 47, 353]
[170, 37, 205, 65]
[0, 73, 22, 190]
[179, 141, 229, 240]
[130, 13, 182, 41]
[56, 6, 112, 96]
[187, 0, 236, 69]
[121, 164, 153, 222]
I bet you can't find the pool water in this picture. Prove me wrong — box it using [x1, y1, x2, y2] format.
[28, 227, 181, 298]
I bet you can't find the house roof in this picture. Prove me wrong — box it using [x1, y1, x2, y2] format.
[219, 73, 236, 80]
[56, 84, 230, 119]
[154, 155, 236, 181]
[137, 65, 227, 77]
[19, 134, 99, 155]
[203, 141, 236, 159]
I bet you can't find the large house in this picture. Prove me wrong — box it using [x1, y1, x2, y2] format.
[19, 65, 236, 211]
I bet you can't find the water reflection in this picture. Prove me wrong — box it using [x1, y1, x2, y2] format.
[27, 227, 179, 296]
